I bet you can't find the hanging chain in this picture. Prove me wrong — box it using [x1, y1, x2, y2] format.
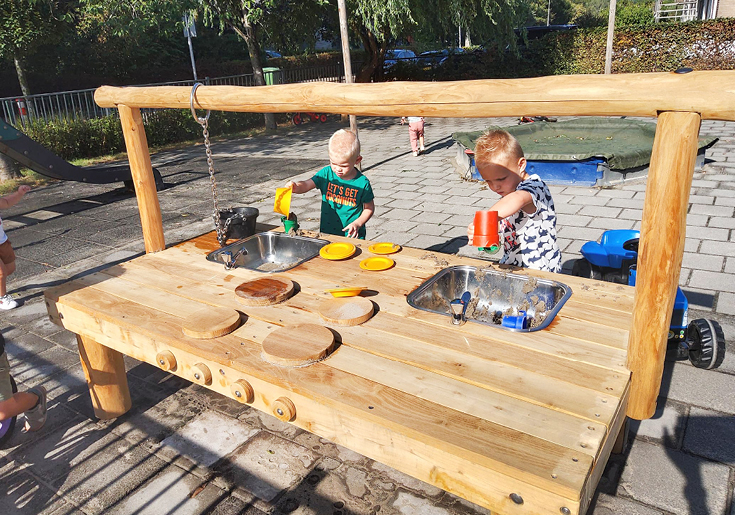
[191, 83, 228, 247]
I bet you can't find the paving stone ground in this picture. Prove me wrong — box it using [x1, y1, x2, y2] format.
[1, 115, 734, 515]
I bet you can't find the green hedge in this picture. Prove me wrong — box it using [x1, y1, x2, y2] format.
[388, 18, 735, 81]
[22, 109, 282, 161]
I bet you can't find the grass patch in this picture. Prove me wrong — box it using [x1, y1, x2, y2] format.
[0, 170, 50, 195]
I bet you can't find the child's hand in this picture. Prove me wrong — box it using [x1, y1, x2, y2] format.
[400, 117, 406, 125]
[342, 221, 361, 238]
[467, 222, 474, 242]
[18, 185, 31, 195]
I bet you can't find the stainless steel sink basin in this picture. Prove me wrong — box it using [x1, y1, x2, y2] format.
[206, 232, 329, 273]
[407, 265, 572, 331]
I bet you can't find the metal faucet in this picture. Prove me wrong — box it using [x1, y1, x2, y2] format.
[450, 299, 465, 325]
[221, 247, 248, 270]
[449, 292, 471, 326]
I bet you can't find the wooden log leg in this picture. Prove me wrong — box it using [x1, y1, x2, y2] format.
[77, 334, 132, 420]
[612, 417, 630, 455]
[118, 104, 165, 254]
[626, 111, 701, 420]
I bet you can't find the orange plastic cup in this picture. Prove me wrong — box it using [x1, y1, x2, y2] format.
[472, 210, 499, 253]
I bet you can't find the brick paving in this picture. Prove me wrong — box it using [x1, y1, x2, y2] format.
[0, 115, 733, 515]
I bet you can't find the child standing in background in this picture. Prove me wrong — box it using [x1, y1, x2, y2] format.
[401, 116, 425, 157]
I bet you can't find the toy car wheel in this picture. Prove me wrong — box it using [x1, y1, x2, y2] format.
[623, 238, 639, 253]
[319, 114, 328, 123]
[0, 376, 18, 448]
[292, 114, 302, 125]
[687, 319, 725, 370]
[571, 258, 602, 280]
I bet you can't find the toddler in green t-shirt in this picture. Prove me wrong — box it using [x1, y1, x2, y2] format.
[285, 129, 375, 239]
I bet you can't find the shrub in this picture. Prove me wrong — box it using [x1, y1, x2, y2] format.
[20, 109, 280, 161]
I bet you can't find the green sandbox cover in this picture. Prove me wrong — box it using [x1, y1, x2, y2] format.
[453, 117, 718, 170]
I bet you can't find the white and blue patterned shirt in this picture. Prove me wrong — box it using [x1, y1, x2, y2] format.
[499, 174, 561, 272]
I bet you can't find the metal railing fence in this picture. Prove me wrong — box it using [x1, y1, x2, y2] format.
[1, 63, 349, 127]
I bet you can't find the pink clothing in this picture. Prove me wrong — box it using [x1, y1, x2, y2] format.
[408, 120, 424, 152]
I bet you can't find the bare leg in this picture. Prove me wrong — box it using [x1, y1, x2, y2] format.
[0, 392, 38, 420]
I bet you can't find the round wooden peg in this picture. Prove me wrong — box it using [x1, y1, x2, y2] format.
[155, 350, 177, 371]
[272, 397, 296, 422]
[231, 379, 255, 404]
[192, 363, 212, 385]
[318, 296, 374, 326]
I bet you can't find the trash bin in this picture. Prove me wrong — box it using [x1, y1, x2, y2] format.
[263, 67, 281, 85]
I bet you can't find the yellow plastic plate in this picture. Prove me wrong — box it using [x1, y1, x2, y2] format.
[274, 187, 292, 216]
[320, 242, 356, 260]
[368, 242, 401, 255]
[324, 286, 368, 298]
[359, 256, 395, 271]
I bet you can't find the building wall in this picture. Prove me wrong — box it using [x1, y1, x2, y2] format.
[719, 0, 735, 17]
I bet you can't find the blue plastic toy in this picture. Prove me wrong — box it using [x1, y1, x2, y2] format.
[572, 229, 725, 370]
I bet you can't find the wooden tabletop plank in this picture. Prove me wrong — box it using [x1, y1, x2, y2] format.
[152, 244, 632, 356]
[50, 285, 595, 498]
[75, 267, 613, 453]
[326, 346, 608, 456]
[112, 256, 630, 391]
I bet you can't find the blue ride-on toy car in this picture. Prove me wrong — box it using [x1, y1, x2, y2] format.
[572, 229, 725, 370]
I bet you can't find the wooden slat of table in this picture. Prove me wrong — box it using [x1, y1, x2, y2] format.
[75, 264, 610, 457]
[154, 245, 631, 368]
[83, 264, 625, 430]
[48, 285, 594, 500]
[110, 255, 629, 396]
[173, 234, 635, 341]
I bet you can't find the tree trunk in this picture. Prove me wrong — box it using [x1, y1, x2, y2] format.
[239, 17, 277, 130]
[13, 54, 31, 96]
[354, 28, 386, 84]
[0, 155, 21, 181]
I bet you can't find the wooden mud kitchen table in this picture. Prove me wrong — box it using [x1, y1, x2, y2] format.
[45, 71, 735, 514]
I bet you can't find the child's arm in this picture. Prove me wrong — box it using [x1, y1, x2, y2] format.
[343, 200, 375, 238]
[0, 185, 31, 209]
[489, 190, 535, 219]
[466, 191, 534, 240]
[285, 179, 316, 194]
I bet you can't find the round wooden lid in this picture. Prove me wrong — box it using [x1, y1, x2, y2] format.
[261, 324, 335, 367]
[235, 277, 295, 306]
[318, 296, 374, 326]
[182, 306, 241, 339]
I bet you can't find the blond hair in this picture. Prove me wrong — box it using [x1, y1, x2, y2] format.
[474, 129, 524, 165]
[328, 129, 361, 161]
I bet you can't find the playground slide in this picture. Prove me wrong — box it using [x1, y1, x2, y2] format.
[0, 119, 163, 189]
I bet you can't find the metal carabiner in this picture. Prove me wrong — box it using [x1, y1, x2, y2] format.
[190, 83, 211, 126]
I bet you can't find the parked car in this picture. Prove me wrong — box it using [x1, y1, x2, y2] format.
[265, 50, 283, 59]
[417, 48, 465, 69]
[384, 49, 417, 70]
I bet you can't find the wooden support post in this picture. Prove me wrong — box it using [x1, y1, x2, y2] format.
[626, 111, 700, 420]
[77, 334, 132, 419]
[118, 104, 165, 253]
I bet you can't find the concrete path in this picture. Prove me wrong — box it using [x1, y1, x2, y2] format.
[1, 115, 733, 515]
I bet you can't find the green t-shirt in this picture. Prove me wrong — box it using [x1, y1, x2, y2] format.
[311, 165, 374, 239]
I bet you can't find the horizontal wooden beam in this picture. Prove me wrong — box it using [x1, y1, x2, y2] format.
[95, 71, 735, 121]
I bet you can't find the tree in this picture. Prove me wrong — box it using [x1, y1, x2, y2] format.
[0, 0, 72, 95]
[0, 155, 21, 181]
[344, 0, 531, 83]
[200, 0, 328, 130]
